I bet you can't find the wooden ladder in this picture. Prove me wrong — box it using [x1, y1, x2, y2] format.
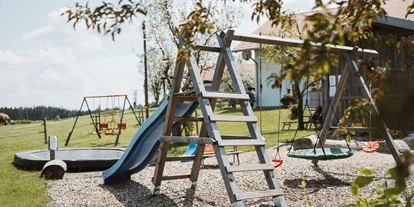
[151, 31, 287, 207]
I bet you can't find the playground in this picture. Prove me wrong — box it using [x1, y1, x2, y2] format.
[46, 147, 412, 206]
[43, 30, 414, 206]
[5, 30, 414, 206]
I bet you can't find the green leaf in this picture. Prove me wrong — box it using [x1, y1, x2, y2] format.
[359, 168, 375, 176]
[354, 176, 373, 188]
[351, 182, 359, 196]
[384, 187, 403, 196]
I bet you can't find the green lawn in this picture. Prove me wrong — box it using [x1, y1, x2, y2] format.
[0, 107, 314, 207]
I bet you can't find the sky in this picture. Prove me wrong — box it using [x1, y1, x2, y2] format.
[0, 0, 315, 110]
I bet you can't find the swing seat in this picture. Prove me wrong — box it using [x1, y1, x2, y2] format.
[271, 158, 283, 168]
[204, 144, 214, 153]
[287, 148, 354, 160]
[117, 123, 127, 130]
[362, 141, 380, 153]
[105, 131, 119, 135]
[99, 123, 108, 130]
[92, 131, 101, 135]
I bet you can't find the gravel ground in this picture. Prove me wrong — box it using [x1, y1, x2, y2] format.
[47, 145, 414, 207]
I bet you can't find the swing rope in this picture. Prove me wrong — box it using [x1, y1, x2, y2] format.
[287, 77, 353, 161]
[272, 46, 285, 168]
[272, 84, 283, 168]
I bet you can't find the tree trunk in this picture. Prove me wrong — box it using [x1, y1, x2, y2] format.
[294, 82, 305, 130]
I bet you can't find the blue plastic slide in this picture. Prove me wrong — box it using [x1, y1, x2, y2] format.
[102, 96, 198, 184]
[181, 143, 197, 162]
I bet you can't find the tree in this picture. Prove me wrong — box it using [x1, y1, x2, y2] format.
[125, 0, 242, 105]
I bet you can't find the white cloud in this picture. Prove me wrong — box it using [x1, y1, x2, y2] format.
[0, 7, 146, 109]
[0, 50, 28, 66]
[21, 9, 107, 52]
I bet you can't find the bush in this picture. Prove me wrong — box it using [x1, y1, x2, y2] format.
[289, 104, 298, 120]
[15, 120, 32, 125]
[281, 94, 296, 107]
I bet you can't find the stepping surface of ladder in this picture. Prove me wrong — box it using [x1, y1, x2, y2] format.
[151, 31, 287, 207]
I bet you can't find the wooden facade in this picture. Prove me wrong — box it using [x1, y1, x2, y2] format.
[326, 24, 414, 130]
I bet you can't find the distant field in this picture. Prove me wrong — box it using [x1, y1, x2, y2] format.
[0, 107, 314, 207]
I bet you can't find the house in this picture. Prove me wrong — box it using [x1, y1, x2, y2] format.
[233, 0, 414, 130]
[201, 63, 256, 91]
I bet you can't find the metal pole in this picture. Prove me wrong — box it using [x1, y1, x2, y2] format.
[126, 96, 142, 125]
[65, 99, 85, 146]
[115, 96, 127, 146]
[143, 21, 149, 119]
[85, 99, 101, 138]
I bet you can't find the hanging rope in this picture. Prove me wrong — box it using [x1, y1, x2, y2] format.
[272, 84, 283, 168]
[272, 46, 285, 168]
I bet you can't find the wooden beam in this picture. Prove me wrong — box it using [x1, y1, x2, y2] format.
[165, 156, 195, 162]
[159, 136, 215, 144]
[174, 95, 198, 102]
[221, 135, 254, 139]
[235, 189, 284, 201]
[202, 92, 249, 100]
[194, 45, 221, 52]
[172, 117, 204, 122]
[230, 31, 379, 56]
[161, 174, 191, 181]
[317, 54, 351, 147]
[209, 115, 257, 122]
[346, 54, 403, 165]
[218, 139, 266, 146]
[330, 127, 379, 132]
[225, 164, 274, 172]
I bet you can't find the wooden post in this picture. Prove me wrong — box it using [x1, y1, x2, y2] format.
[43, 118, 47, 144]
[195, 110, 199, 133]
[48, 136, 58, 160]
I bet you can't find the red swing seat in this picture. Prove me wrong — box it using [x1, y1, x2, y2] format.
[272, 158, 283, 168]
[99, 123, 108, 130]
[117, 123, 127, 130]
[362, 141, 380, 153]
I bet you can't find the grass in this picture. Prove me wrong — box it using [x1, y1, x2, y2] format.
[0, 107, 314, 207]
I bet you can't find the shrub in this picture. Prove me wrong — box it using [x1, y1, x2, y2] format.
[281, 94, 296, 107]
[16, 120, 32, 125]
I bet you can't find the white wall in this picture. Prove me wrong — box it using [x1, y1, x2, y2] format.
[253, 50, 308, 108]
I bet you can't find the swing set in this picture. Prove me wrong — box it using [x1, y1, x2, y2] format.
[65, 94, 142, 146]
[252, 41, 403, 166]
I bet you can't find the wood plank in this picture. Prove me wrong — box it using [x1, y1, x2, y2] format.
[152, 32, 189, 189]
[226, 164, 274, 173]
[218, 139, 266, 146]
[221, 135, 253, 139]
[161, 174, 191, 181]
[346, 54, 403, 165]
[209, 115, 257, 122]
[330, 126, 379, 131]
[165, 156, 195, 162]
[317, 55, 351, 147]
[194, 45, 221, 52]
[203, 151, 242, 157]
[231, 31, 378, 56]
[219, 31, 287, 206]
[172, 117, 204, 122]
[174, 95, 198, 102]
[159, 136, 214, 144]
[235, 189, 284, 201]
[202, 92, 250, 100]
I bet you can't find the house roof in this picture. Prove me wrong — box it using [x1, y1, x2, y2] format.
[234, 0, 414, 51]
[201, 64, 255, 82]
